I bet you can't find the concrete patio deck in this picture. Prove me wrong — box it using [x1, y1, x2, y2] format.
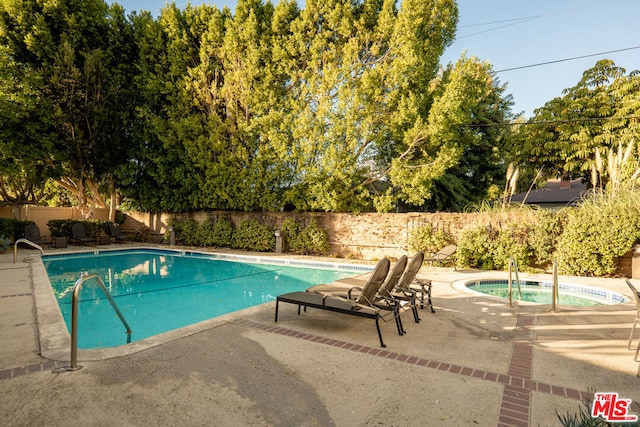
[1, 244, 639, 426]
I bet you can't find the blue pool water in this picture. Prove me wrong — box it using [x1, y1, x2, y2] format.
[43, 249, 366, 349]
[464, 279, 626, 306]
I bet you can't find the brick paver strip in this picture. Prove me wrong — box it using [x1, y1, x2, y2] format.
[9, 317, 631, 413]
[232, 319, 602, 407]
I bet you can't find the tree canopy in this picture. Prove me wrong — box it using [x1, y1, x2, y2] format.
[0, 0, 516, 214]
[512, 59, 640, 193]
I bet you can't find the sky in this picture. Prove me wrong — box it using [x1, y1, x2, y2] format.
[116, 0, 640, 118]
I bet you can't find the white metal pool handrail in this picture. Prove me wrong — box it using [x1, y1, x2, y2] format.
[13, 238, 44, 263]
[67, 274, 132, 371]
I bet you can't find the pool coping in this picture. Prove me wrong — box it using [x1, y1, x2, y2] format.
[452, 276, 628, 305]
[35, 247, 375, 362]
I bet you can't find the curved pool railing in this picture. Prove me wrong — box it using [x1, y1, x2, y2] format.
[68, 274, 132, 371]
[13, 238, 44, 263]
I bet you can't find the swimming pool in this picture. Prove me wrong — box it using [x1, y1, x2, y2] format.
[461, 279, 626, 306]
[43, 249, 369, 349]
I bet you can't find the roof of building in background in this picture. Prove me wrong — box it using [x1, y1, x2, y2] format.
[509, 179, 587, 205]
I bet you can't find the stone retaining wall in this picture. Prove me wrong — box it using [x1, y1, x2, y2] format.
[122, 210, 530, 260]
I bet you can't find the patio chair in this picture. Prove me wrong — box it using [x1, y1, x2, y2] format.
[425, 244, 457, 270]
[307, 256, 407, 300]
[391, 252, 431, 322]
[626, 280, 640, 374]
[275, 258, 401, 346]
[71, 223, 95, 245]
[306, 257, 408, 334]
[108, 223, 127, 243]
[23, 224, 49, 246]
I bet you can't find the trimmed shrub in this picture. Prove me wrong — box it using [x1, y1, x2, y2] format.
[557, 191, 640, 276]
[281, 217, 302, 251]
[232, 219, 274, 252]
[281, 217, 330, 254]
[408, 225, 454, 255]
[47, 219, 105, 238]
[297, 219, 329, 254]
[457, 225, 496, 270]
[169, 218, 200, 246]
[210, 217, 234, 247]
[0, 236, 9, 252]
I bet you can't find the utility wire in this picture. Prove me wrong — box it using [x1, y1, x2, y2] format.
[456, 16, 540, 39]
[466, 115, 640, 128]
[495, 45, 640, 73]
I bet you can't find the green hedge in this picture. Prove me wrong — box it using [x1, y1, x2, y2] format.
[47, 219, 110, 238]
[281, 217, 329, 255]
[232, 219, 274, 252]
[0, 218, 35, 241]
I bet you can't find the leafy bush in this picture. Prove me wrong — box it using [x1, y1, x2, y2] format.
[408, 225, 454, 254]
[0, 218, 15, 239]
[557, 191, 640, 276]
[297, 219, 330, 254]
[281, 217, 302, 251]
[0, 218, 32, 241]
[0, 236, 9, 252]
[47, 219, 105, 238]
[47, 219, 74, 237]
[491, 223, 533, 271]
[209, 218, 233, 248]
[232, 219, 274, 252]
[169, 218, 200, 246]
[281, 217, 330, 254]
[457, 225, 496, 270]
[528, 209, 566, 268]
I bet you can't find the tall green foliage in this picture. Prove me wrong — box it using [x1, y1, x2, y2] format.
[514, 60, 640, 187]
[0, 0, 137, 216]
[1, 0, 516, 213]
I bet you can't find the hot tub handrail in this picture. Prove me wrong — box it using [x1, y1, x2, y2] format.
[13, 238, 44, 263]
[508, 257, 523, 305]
[68, 273, 132, 371]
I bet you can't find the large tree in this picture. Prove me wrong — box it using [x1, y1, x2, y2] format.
[0, 0, 137, 218]
[513, 59, 640, 191]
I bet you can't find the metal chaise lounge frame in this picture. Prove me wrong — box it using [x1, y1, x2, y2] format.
[275, 258, 393, 347]
[425, 244, 457, 270]
[306, 256, 408, 335]
[71, 223, 95, 245]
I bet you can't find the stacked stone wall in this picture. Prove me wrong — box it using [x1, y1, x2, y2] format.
[122, 210, 530, 260]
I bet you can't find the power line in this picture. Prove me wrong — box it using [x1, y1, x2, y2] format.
[467, 115, 640, 128]
[459, 16, 541, 28]
[456, 16, 540, 39]
[495, 45, 640, 73]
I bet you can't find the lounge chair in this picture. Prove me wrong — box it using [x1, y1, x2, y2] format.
[425, 244, 457, 269]
[275, 258, 397, 347]
[307, 256, 407, 299]
[626, 280, 640, 375]
[306, 257, 408, 334]
[23, 224, 49, 246]
[108, 223, 127, 243]
[71, 223, 95, 245]
[390, 252, 433, 321]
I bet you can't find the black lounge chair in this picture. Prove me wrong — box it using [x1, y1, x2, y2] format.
[307, 256, 410, 333]
[275, 292, 388, 347]
[71, 223, 95, 245]
[23, 224, 49, 246]
[108, 223, 127, 243]
[275, 258, 395, 347]
[425, 244, 457, 269]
